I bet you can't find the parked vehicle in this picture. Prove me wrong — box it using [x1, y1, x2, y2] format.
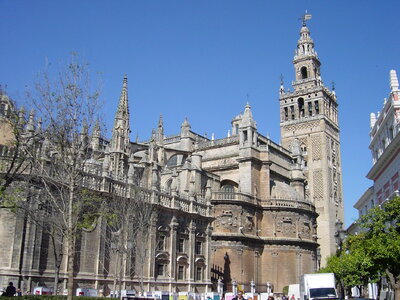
[299, 273, 337, 300]
[109, 290, 136, 298]
[76, 288, 98, 297]
[33, 287, 53, 295]
[288, 284, 300, 300]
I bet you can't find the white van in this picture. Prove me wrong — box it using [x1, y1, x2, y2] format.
[109, 290, 136, 298]
[76, 288, 98, 297]
[33, 287, 53, 295]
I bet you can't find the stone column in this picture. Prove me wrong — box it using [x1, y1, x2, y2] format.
[188, 220, 196, 291]
[259, 162, 271, 200]
[169, 216, 179, 292]
[147, 214, 158, 284]
[204, 225, 213, 293]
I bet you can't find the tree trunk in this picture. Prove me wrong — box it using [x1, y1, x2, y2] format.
[67, 182, 75, 300]
[53, 265, 60, 295]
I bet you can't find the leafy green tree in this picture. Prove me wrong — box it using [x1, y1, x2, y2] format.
[322, 196, 400, 299]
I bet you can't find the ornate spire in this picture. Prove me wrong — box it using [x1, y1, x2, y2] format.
[25, 109, 35, 133]
[294, 22, 317, 60]
[116, 74, 129, 119]
[157, 114, 164, 145]
[110, 75, 131, 153]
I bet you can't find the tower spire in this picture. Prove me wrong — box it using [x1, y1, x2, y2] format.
[110, 75, 131, 153]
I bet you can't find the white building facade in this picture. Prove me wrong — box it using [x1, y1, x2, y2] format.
[354, 69, 400, 220]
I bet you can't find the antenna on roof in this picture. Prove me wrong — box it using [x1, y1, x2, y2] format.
[300, 10, 312, 26]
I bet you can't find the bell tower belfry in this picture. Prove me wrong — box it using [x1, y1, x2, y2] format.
[279, 16, 344, 265]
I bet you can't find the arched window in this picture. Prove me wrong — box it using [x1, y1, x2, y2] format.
[221, 184, 234, 194]
[220, 180, 238, 200]
[298, 98, 305, 117]
[301, 66, 308, 79]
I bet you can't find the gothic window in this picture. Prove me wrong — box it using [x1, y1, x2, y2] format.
[195, 241, 202, 255]
[314, 100, 319, 114]
[284, 107, 288, 120]
[157, 264, 165, 276]
[195, 267, 203, 281]
[157, 235, 166, 251]
[308, 102, 312, 116]
[242, 130, 248, 143]
[166, 155, 178, 167]
[178, 238, 184, 253]
[221, 184, 235, 199]
[301, 66, 308, 79]
[298, 98, 305, 117]
[178, 265, 185, 280]
[290, 105, 295, 120]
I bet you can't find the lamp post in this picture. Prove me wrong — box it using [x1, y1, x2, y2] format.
[334, 220, 346, 253]
[334, 220, 346, 299]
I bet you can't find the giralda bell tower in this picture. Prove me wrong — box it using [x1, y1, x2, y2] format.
[279, 15, 344, 265]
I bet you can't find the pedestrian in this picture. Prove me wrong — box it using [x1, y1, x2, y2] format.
[268, 296, 274, 300]
[233, 291, 245, 300]
[16, 288, 22, 296]
[290, 294, 296, 300]
[4, 282, 16, 297]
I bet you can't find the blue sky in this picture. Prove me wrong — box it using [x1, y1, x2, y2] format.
[1, 0, 399, 226]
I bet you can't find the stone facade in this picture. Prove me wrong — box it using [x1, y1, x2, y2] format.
[279, 23, 344, 265]
[0, 22, 337, 295]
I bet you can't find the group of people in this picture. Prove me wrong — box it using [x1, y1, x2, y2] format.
[232, 291, 275, 300]
[1, 282, 22, 297]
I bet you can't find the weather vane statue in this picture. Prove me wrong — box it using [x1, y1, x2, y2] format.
[301, 10, 312, 26]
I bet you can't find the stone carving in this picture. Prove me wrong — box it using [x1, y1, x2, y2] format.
[313, 170, 323, 201]
[311, 136, 321, 160]
[214, 210, 238, 229]
[283, 120, 319, 134]
[276, 216, 296, 235]
[301, 220, 311, 237]
[244, 214, 254, 232]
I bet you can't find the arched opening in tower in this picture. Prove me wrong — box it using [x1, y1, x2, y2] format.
[301, 66, 308, 79]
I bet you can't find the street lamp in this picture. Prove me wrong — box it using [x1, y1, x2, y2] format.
[334, 220, 346, 252]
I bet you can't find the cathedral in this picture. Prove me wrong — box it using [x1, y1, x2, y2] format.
[0, 21, 343, 295]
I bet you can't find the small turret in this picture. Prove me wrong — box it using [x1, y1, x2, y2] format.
[91, 120, 101, 151]
[181, 117, 191, 136]
[239, 103, 257, 148]
[25, 109, 35, 134]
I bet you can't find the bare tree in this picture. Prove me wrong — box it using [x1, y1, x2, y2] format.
[105, 185, 156, 297]
[23, 54, 103, 300]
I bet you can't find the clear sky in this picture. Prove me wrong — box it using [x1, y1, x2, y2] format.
[1, 0, 399, 227]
